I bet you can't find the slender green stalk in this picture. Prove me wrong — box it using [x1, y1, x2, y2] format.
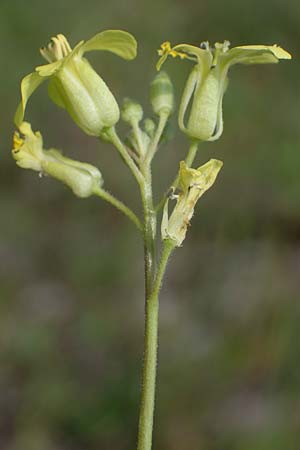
[137, 239, 175, 450]
[105, 127, 144, 186]
[132, 120, 145, 157]
[143, 112, 169, 168]
[155, 139, 199, 212]
[93, 186, 142, 231]
[184, 139, 199, 168]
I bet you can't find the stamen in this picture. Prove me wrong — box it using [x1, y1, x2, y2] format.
[212, 41, 231, 67]
[199, 41, 210, 50]
[158, 41, 187, 60]
[214, 40, 231, 53]
[40, 34, 72, 62]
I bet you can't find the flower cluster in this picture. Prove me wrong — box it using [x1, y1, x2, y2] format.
[12, 30, 291, 245]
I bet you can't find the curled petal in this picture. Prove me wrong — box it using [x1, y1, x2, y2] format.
[220, 44, 291, 68]
[172, 43, 212, 69]
[178, 66, 199, 134]
[80, 30, 137, 60]
[14, 72, 46, 126]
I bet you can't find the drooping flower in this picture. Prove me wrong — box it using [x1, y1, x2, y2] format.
[157, 41, 291, 142]
[12, 122, 103, 198]
[161, 159, 223, 246]
[15, 30, 137, 136]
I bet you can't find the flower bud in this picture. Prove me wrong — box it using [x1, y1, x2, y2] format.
[143, 119, 156, 138]
[150, 71, 174, 116]
[161, 159, 223, 246]
[121, 97, 143, 124]
[12, 122, 103, 198]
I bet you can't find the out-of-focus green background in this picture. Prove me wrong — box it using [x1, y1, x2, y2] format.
[1, 0, 300, 449]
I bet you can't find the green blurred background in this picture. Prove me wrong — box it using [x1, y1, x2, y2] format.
[0, 0, 300, 449]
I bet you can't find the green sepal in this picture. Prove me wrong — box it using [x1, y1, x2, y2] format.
[48, 78, 66, 109]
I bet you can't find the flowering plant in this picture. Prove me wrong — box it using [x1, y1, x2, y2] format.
[12, 30, 291, 450]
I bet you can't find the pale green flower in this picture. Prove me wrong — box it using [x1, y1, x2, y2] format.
[157, 41, 291, 141]
[15, 30, 137, 136]
[161, 159, 223, 246]
[12, 122, 103, 198]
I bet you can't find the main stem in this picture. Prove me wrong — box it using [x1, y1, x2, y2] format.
[141, 171, 156, 298]
[137, 239, 175, 450]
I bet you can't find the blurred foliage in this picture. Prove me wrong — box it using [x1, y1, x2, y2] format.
[0, 0, 300, 449]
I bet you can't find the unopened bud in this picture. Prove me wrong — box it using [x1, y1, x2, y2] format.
[150, 71, 174, 116]
[121, 98, 143, 124]
[143, 119, 156, 138]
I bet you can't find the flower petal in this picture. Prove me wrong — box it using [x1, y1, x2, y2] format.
[14, 72, 46, 126]
[220, 44, 291, 67]
[173, 44, 212, 69]
[80, 30, 137, 60]
[35, 59, 63, 77]
[179, 159, 223, 192]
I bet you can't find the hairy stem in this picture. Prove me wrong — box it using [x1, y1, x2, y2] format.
[137, 239, 175, 450]
[141, 178, 156, 297]
[140, 112, 170, 294]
